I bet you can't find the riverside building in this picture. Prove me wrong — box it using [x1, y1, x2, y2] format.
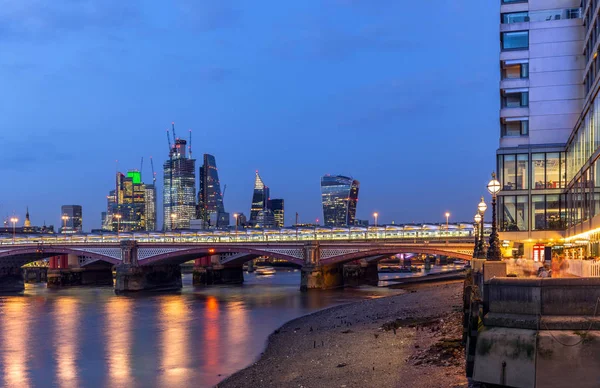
[163, 136, 196, 231]
[495, 0, 600, 260]
[320, 175, 359, 227]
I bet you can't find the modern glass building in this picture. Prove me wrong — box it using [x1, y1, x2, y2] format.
[103, 171, 147, 232]
[496, 0, 587, 259]
[61, 205, 83, 232]
[196, 154, 228, 228]
[249, 171, 269, 226]
[163, 138, 196, 230]
[269, 198, 285, 228]
[320, 175, 359, 227]
[144, 184, 156, 231]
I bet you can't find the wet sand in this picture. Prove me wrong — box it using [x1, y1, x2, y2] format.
[218, 280, 468, 388]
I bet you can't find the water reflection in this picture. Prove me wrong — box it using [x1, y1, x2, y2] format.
[224, 301, 249, 367]
[158, 296, 191, 386]
[53, 297, 80, 388]
[203, 296, 220, 371]
[1, 299, 31, 388]
[105, 297, 133, 385]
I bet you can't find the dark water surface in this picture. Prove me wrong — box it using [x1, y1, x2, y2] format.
[0, 271, 401, 388]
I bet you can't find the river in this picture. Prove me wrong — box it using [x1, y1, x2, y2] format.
[0, 270, 402, 388]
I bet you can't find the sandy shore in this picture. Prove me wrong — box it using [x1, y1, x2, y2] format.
[218, 280, 468, 388]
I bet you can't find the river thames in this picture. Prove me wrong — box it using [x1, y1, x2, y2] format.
[0, 270, 402, 388]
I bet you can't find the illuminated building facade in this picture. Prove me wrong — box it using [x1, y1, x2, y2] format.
[269, 199, 285, 228]
[103, 171, 147, 232]
[320, 175, 359, 227]
[163, 138, 196, 230]
[196, 154, 229, 228]
[249, 171, 269, 226]
[145, 184, 157, 231]
[61, 205, 83, 232]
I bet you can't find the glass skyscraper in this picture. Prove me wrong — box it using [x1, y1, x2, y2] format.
[320, 175, 359, 227]
[249, 171, 269, 226]
[163, 138, 196, 230]
[61, 205, 83, 232]
[103, 171, 147, 232]
[269, 198, 284, 228]
[197, 153, 229, 228]
[144, 184, 156, 231]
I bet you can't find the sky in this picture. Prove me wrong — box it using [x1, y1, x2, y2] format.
[0, 0, 499, 231]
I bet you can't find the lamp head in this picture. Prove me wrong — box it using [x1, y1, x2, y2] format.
[487, 172, 501, 195]
[478, 197, 487, 214]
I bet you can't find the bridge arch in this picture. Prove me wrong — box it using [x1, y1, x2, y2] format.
[0, 246, 121, 267]
[321, 246, 473, 266]
[139, 246, 305, 266]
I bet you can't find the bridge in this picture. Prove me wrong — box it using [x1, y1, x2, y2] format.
[0, 230, 475, 293]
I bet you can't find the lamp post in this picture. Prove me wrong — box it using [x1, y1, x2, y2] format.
[61, 214, 69, 234]
[445, 212, 450, 243]
[477, 197, 487, 259]
[10, 216, 18, 244]
[473, 213, 482, 258]
[170, 213, 177, 232]
[487, 173, 502, 261]
[114, 214, 122, 239]
[373, 212, 378, 227]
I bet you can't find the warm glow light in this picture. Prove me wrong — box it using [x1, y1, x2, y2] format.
[55, 297, 80, 387]
[1, 299, 30, 387]
[208, 248, 216, 254]
[106, 297, 132, 384]
[159, 296, 190, 386]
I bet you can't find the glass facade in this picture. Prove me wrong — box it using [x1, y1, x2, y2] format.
[197, 154, 228, 228]
[321, 175, 360, 227]
[499, 195, 529, 231]
[145, 184, 156, 231]
[502, 90, 529, 108]
[502, 31, 529, 50]
[502, 9, 581, 24]
[104, 172, 148, 232]
[269, 199, 285, 228]
[61, 205, 83, 232]
[249, 171, 269, 226]
[163, 138, 196, 230]
[502, 62, 528, 80]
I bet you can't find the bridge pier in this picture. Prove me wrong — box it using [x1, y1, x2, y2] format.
[23, 267, 47, 283]
[0, 267, 24, 293]
[301, 264, 344, 291]
[47, 255, 113, 288]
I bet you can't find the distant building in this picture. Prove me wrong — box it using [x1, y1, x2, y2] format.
[196, 154, 229, 228]
[1, 211, 54, 234]
[320, 175, 360, 227]
[103, 171, 147, 232]
[269, 199, 285, 228]
[354, 219, 369, 227]
[163, 127, 196, 230]
[61, 205, 83, 233]
[249, 171, 269, 226]
[256, 209, 276, 229]
[236, 213, 248, 227]
[144, 184, 157, 231]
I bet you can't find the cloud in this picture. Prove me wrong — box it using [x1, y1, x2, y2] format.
[0, 0, 141, 40]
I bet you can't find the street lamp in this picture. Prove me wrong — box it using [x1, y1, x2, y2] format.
[170, 213, 177, 231]
[487, 173, 502, 261]
[61, 214, 69, 234]
[477, 197, 487, 259]
[114, 214, 122, 239]
[10, 216, 18, 244]
[373, 212, 378, 227]
[473, 213, 482, 258]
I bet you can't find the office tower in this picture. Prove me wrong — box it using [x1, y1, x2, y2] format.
[256, 209, 276, 229]
[237, 213, 248, 227]
[61, 205, 83, 232]
[269, 199, 285, 228]
[496, 2, 584, 259]
[163, 129, 196, 230]
[249, 171, 269, 226]
[321, 175, 360, 227]
[103, 171, 146, 232]
[196, 154, 229, 228]
[145, 184, 157, 231]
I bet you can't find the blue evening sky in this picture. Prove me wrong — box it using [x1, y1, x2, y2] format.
[0, 0, 499, 231]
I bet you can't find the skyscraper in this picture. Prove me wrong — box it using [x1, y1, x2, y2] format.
[321, 175, 359, 227]
[103, 171, 146, 232]
[269, 199, 285, 228]
[61, 205, 83, 232]
[249, 171, 269, 226]
[144, 183, 157, 231]
[163, 128, 196, 230]
[196, 154, 229, 228]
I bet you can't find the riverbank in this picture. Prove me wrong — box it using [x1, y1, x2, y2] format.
[218, 280, 467, 388]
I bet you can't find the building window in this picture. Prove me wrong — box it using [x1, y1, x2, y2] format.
[502, 12, 529, 24]
[502, 31, 529, 50]
[527, 8, 581, 22]
[532, 194, 566, 230]
[502, 62, 529, 79]
[499, 154, 528, 190]
[500, 195, 529, 232]
[501, 118, 529, 137]
[532, 152, 565, 189]
[502, 89, 529, 108]
[501, 0, 527, 3]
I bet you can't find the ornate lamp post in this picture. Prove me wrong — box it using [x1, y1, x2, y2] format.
[233, 213, 239, 241]
[61, 214, 69, 234]
[477, 197, 487, 259]
[473, 213, 481, 258]
[114, 214, 122, 239]
[486, 173, 502, 261]
[10, 216, 18, 244]
[445, 212, 450, 244]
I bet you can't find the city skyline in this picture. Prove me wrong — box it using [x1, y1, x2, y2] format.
[0, 1, 499, 230]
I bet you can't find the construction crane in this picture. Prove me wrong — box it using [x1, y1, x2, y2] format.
[172, 122, 177, 141]
[150, 156, 156, 184]
[222, 184, 227, 203]
[166, 129, 172, 153]
[140, 157, 144, 181]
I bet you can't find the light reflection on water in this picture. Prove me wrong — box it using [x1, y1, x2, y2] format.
[0, 271, 401, 387]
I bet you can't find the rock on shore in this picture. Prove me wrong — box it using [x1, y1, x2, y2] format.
[218, 281, 468, 388]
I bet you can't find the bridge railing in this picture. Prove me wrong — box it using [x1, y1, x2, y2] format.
[0, 230, 477, 246]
